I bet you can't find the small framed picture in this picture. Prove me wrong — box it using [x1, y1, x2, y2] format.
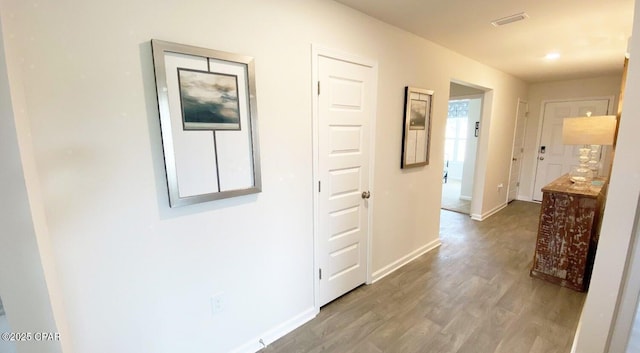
[401, 86, 433, 168]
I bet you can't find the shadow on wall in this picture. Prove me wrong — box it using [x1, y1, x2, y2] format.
[0, 296, 17, 353]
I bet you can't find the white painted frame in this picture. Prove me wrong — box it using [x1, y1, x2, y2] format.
[529, 95, 615, 201]
[311, 45, 378, 311]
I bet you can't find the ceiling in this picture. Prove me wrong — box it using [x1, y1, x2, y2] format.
[334, 0, 635, 83]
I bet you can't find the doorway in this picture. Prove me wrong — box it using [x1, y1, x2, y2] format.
[441, 82, 483, 214]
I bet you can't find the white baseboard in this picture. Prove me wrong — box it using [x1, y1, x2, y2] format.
[517, 196, 541, 204]
[570, 320, 582, 353]
[516, 194, 533, 202]
[471, 202, 508, 221]
[231, 306, 317, 353]
[370, 239, 442, 283]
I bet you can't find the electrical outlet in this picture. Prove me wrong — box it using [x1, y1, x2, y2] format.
[497, 183, 504, 191]
[211, 293, 224, 315]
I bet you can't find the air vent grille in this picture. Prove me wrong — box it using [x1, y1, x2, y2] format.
[491, 12, 529, 27]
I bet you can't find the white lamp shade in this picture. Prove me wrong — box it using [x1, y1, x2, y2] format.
[562, 115, 617, 145]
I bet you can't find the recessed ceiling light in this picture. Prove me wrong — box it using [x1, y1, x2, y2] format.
[491, 12, 529, 27]
[545, 52, 561, 60]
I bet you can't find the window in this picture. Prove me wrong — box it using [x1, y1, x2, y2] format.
[445, 100, 469, 163]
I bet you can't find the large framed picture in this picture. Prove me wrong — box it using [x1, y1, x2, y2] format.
[151, 40, 261, 207]
[401, 87, 433, 168]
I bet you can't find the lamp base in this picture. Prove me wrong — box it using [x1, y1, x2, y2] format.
[570, 166, 592, 190]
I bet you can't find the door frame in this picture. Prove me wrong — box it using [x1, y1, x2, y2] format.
[529, 96, 615, 201]
[506, 98, 528, 203]
[311, 45, 378, 310]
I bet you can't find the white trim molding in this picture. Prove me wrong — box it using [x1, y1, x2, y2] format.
[371, 239, 442, 283]
[230, 306, 317, 353]
[471, 202, 508, 221]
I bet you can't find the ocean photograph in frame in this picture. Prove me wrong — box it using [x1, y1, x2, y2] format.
[151, 39, 262, 207]
[409, 98, 427, 130]
[401, 86, 433, 168]
[178, 68, 241, 131]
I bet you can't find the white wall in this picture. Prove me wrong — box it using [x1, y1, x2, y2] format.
[572, 3, 640, 351]
[450, 82, 484, 97]
[0, 15, 62, 353]
[520, 75, 622, 200]
[463, 83, 527, 219]
[460, 98, 481, 199]
[0, 0, 528, 352]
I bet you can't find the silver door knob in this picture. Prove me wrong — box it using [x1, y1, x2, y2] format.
[361, 191, 371, 199]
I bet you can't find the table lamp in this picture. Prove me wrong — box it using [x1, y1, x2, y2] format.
[562, 115, 616, 190]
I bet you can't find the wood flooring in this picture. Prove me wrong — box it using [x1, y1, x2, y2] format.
[260, 201, 586, 353]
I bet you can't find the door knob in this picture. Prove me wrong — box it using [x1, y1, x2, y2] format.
[512, 158, 517, 161]
[361, 191, 371, 199]
[539, 157, 545, 160]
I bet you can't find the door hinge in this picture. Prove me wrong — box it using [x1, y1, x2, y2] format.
[318, 181, 321, 192]
[319, 268, 322, 280]
[517, 182, 520, 187]
[317, 81, 320, 95]
[520, 147, 524, 153]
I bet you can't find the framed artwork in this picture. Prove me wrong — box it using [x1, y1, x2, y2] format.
[178, 68, 241, 131]
[401, 86, 433, 168]
[151, 39, 261, 207]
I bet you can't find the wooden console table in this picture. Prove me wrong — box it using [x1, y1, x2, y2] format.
[530, 174, 606, 292]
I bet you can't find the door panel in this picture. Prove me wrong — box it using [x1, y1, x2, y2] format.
[532, 99, 610, 201]
[318, 55, 374, 306]
[329, 126, 362, 153]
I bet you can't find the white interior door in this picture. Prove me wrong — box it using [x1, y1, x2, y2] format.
[507, 100, 528, 202]
[317, 54, 375, 307]
[532, 98, 611, 201]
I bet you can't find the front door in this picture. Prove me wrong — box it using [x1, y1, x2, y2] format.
[532, 98, 611, 201]
[317, 53, 375, 306]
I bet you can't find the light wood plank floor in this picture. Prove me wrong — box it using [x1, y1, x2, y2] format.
[261, 201, 586, 353]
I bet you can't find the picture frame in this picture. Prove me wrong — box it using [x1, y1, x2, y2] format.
[401, 86, 433, 168]
[151, 39, 261, 207]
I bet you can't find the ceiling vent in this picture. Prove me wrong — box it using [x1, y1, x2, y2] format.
[491, 12, 529, 27]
